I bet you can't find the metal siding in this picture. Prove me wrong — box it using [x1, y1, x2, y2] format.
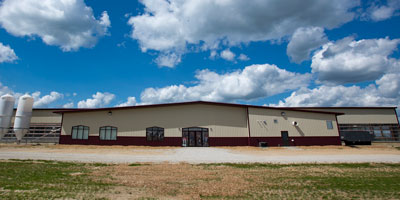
[302, 108, 398, 124]
[11, 110, 62, 124]
[61, 104, 248, 137]
[248, 107, 339, 137]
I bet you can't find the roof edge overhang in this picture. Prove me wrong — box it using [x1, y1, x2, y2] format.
[53, 101, 345, 115]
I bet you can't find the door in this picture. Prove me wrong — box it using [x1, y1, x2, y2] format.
[188, 131, 195, 147]
[182, 127, 209, 147]
[195, 131, 203, 147]
[281, 131, 290, 146]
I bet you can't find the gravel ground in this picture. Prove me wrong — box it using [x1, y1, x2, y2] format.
[0, 144, 400, 163]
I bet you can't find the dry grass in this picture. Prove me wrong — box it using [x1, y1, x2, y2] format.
[92, 163, 400, 199]
[1, 159, 399, 199]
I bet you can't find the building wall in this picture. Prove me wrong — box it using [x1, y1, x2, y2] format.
[61, 104, 249, 139]
[11, 109, 62, 124]
[248, 107, 339, 137]
[300, 108, 398, 124]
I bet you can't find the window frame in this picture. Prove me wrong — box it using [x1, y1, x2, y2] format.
[326, 120, 334, 130]
[99, 126, 118, 140]
[71, 125, 89, 140]
[146, 126, 164, 141]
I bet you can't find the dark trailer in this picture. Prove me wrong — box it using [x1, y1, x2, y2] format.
[340, 131, 374, 145]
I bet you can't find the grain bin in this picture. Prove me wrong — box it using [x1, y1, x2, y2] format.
[0, 94, 15, 139]
[13, 95, 34, 141]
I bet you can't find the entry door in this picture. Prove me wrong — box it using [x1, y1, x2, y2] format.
[195, 131, 203, 147]
[188, 131, 195, 147]
[281, 131, 290, 146]
[182, 127, 209, 147]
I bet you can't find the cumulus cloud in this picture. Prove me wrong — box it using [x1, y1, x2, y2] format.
[116, 97, 137, 107]
[365, 0, 400, 21]
[155, 52, 181, 68]
[0, 0, 111, 51]
[0, 43, 18, 63]
[140, 64, 311, 104]
[273, 71, 400, 107]
[220, 49, 235, 61]
[32, 91, 63, 108]
[128, 0, 359, 67]
[63, 102, 74, 108]
[287, 27, 328, 63]
[311, 37, 400, 84]
[77, 92, 115, 108]
[238, 54, 250, 61]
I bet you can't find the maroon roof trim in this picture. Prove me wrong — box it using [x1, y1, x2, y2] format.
[53, 101, 344, 115]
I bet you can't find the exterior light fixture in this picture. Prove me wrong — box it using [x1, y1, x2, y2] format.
[281, 112, 286, 116]
[108, 111, 112, 116]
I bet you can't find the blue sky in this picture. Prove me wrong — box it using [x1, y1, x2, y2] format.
[0, 0, 399, 108]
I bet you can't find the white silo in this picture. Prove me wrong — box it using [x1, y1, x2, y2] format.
[13, 94, 34, 141]
[0, 94, 15, 139]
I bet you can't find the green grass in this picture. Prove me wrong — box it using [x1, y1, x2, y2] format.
[0, 159, 115, 199]
[1, 160, 399, 199]
[396, 147, 400, 151]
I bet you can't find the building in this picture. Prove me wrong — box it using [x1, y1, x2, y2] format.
[295, 107, 399, 142]
[1, 101, 398, 146]
[55, 101, 399, 146]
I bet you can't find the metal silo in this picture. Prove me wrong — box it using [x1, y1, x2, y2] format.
[0, 94, 15, 139]
[13, 94, 34, 141]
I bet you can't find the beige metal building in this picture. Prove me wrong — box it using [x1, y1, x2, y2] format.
[297, 107, 399, 141]
[1, 101, 398, 146]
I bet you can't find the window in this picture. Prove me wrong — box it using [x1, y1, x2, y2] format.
[99, 126, 117, 140]
[326, 121, 333, 129]
[71, 125, 89, 140]
[382, 126, 392, 138]
[146, 127, 164, 141]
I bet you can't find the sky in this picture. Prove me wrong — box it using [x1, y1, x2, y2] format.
[0, 0, 399, 109]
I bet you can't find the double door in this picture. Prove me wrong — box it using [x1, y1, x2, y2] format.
[182, 127, 209, 147]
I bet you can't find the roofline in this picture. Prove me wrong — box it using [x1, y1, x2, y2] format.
[14, 108, 84, 111]
[53, 101, 344, 115]
[286, 107, 397, 109]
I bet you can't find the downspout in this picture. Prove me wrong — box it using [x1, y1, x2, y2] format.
[247, 107, 251, 146]
[59, 113, 64, 144]
[334, 114, 341, 145]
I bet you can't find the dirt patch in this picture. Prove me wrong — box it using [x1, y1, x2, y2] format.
[91, 163, 400, 199]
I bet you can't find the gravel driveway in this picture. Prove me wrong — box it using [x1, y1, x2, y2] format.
[1, 145, 400, 164]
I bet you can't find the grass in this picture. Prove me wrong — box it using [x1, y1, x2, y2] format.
[0, 160, 399, 199]
[0, 159, 115, 199]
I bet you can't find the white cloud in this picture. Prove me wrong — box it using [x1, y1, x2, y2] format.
[32, 91, 63, 108]
[274, 72, 400, 107]
[287, 27, 328, 63]
[77, 92, 115, 108]
[367, 0, 400, 21]
[116, 97, 137, 107]
[140, 64, 311, 104]
[311, 37, 400, 84]
[128, 0, 359, 67]
[0, 82, 13, 96]
[155, 52, 181, 68]
[238, 54, 250, 61]
[63, 102, 74, 108]
[220, 49, 235, 61]
[0, 0, 111, 51]
[0, 43, 18, 63]
[209, 50, 218, 60]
